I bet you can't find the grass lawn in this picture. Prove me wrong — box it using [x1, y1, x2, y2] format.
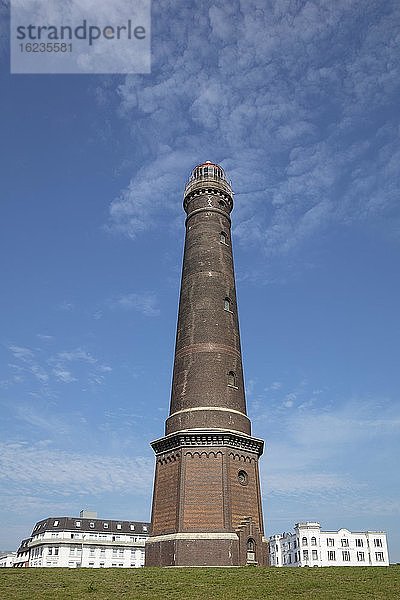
[0, 566, 399, 600]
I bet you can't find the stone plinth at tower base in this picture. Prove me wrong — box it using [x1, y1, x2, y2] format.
[145, 521, 268, 567]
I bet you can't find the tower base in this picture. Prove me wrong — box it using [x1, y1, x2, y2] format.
[145, 520, 269, 567]
[145, 533, 239, 567]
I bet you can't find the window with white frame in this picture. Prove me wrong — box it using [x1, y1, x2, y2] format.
[327, 538, 335, 547]
[342, 550, 350, 561]
[341, 538, 349, 547]
[375, 552, 384, 562]
[355, 538, 363, 547]
[303, 550, 309, 560]
[312, 550, 318, 560]
[374, 538, 383, 547]
[311, 536, 317, 546]
[328, 550, 335, 561]
[302, 537, 308, 546]
[357, 551, 365, 561]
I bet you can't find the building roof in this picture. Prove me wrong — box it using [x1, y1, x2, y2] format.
[31, 516, 150, 536]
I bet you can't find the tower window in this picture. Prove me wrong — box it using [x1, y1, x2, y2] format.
[227, 371, 237, 388]
[247, 538, 256, 563]
[224, 297, 231, 312]
[220, 231, 228, 244]
[238, 470, 248, 486]
[247, 538, 255, 552]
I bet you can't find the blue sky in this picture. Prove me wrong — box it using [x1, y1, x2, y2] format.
[1, 0, 400, 561]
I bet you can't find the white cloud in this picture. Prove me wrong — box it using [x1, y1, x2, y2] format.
[111, 292, 160, 317]
[8, 345, 49, 383]
[14, 406, 70, 437]
[52, 368, 77, 383]
[250, 376, 400, 514]
[55, 348, 97, 364]
[36, 334, 54, 341]
[105, 1, 400, 261]
[0, 442, 153, 497]
[58, 301, 75, 311]
[5, 344, 112, 388]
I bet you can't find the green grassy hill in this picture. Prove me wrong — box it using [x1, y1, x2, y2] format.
[1, 566, 399, 600]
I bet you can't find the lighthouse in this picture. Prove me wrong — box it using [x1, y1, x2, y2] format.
[145, 162, 268, 567]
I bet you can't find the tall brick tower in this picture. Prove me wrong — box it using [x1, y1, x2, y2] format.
[145, 161, 268, 567]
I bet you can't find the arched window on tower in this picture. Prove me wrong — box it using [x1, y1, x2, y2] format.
[247, 538, 256, 563]
[302, 537, 308, 546]
[311, 536, 317, 546]
[224, 297, 231, 312]
[220, 231, 228, 244]
[227, 371, 237, 388]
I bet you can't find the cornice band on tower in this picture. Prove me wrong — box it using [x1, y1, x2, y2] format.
[151, 430, 264, 456]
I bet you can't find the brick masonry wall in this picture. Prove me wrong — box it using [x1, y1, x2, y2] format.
[168, 199, 248, 431]
[229, 452, 262, 531]
[151, 452, 181, 535]
[182, 451, 224, 531]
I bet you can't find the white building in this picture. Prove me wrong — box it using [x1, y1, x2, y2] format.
[269, 522, 389, 567]
[17, 511, 150, 568]
[0, 552, 17, 568]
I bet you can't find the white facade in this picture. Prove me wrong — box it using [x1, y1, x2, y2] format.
[0, 552, 16, 568]
[269, 522, 389, 567]
[19, 513, 149, 569]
